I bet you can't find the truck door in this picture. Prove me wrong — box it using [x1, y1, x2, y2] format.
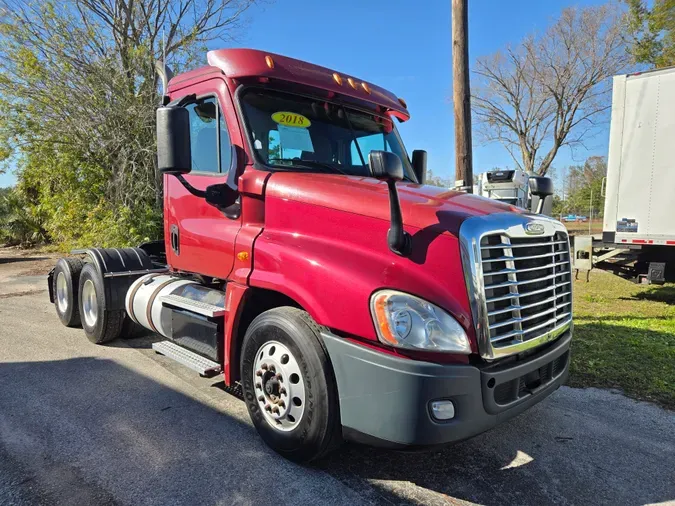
[165, 81, 241, 280]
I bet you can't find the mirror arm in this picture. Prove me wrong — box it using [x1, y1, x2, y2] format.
[176, 174, 207, 198]
[535, 196, 546, 214]
[175, 175, 239, 215]
[386, 181, 412, 256]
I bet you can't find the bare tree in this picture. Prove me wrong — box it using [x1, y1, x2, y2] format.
[472, 4, 631, 176]
[0, 0, 256, 245]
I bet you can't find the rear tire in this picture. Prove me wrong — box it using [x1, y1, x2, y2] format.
[78, 263, 124, 344]
[241, 307, 342, 462]
[53, 257, 84, 327]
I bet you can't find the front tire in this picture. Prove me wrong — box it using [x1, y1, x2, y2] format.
[53, 257, 84, 327]
[78, 263, 124, 344]
[241, 307, 342, 462]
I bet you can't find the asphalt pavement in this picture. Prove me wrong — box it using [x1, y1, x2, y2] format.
[0, 253, 673, 505]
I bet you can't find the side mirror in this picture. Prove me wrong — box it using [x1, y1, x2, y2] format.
[368, 151, 411, 256]
[411, 150, 427, 184]
[157, 106, 191, 175]
[529, 176, 553, 214]
[369, 150, 404, 181]
[528, 176, 553, 198]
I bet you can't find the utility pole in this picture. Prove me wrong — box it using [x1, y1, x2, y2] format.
[452, 0, 473, 192]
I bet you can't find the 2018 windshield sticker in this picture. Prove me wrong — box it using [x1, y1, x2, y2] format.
[272, 112, 311, 128]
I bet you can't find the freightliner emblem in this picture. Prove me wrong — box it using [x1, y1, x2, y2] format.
[525, 222, 545, 235]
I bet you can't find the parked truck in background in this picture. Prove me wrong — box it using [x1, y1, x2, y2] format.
[477, 169, 553, 216]
[49, 49, 573, 462]
[575, 67, 675, 283]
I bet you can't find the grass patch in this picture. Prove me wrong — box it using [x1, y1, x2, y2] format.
[569, 271, 675, 409]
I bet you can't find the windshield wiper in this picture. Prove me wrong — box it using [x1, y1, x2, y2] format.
[268, 158, 348, 176]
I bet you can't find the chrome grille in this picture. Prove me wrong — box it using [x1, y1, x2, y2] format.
[459, 214, 573, 360]
[480, 231, 572, 351]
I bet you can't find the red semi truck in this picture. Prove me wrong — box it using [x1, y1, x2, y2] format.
[49, 49, 572, 462]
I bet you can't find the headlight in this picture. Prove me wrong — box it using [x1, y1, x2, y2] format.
[370, 290, 471, 353]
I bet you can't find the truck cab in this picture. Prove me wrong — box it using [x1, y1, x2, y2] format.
[50, 49, 573, 462]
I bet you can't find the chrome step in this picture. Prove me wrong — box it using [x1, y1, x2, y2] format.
[152, 340, 222, 377]
[160, 294, 226, 318]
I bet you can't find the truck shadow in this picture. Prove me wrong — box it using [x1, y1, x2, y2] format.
[0, 256, 50, 265]
[628, 284, 675, 305]
[1, 356, 672, 505]
[0, 357, 359, 505]
[317, 387, 675, 505]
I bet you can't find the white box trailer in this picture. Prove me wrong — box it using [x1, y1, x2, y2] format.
[603, 67, 675, 246]
[577, 67, 675, 282]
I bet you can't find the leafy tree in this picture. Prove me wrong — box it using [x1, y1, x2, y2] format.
[472, 4, 631, 176]
[0, 186, 49, 246]
[0, 0, 256, 248]
[559, 156, 607, 217]
[626, 0, 675, 68]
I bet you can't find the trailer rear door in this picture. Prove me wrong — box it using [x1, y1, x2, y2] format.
[605, 68, 675, 245]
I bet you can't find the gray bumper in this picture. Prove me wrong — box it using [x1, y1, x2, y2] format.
[322, 332, 571, 448]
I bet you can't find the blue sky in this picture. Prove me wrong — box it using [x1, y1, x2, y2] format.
[0, 0, 610, 188]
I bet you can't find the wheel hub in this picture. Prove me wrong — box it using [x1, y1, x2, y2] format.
[82, 279, 98, 328]
[253, 341, 305, 432]
[56, 272, 69, 312]
[263, 374, 280, 400]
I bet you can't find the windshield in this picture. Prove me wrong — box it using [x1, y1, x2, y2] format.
[240, 89, 415, 180]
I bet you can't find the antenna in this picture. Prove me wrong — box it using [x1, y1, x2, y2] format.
[162, 29, 166, 74]
[154, 29, 174, 105]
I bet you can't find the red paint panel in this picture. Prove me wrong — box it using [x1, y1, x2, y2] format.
[264, 172, 515, 236]
[249, 196, 477, 352]
[667, 241, 675, 245]
[205, 49, 409, 120]
[165, 77, 244, 279]
[223, 282, 249, 385]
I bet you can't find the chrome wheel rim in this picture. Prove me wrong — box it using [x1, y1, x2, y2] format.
[253, 341, 305, 432]
[82, 279, 98, 328]
[56, 272, 69, 313]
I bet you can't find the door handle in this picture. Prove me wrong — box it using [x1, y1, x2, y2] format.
[170, 225, 180, 256]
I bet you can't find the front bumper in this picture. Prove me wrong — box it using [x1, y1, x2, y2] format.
[322, 331, 571, 448]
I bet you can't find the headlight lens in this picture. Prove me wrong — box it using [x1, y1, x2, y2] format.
[370, 290, 471, 353]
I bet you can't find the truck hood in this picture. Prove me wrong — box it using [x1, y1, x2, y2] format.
[265, 172, 518, 235]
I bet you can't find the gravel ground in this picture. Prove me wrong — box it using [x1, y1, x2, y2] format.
[0, 249, 673, 505]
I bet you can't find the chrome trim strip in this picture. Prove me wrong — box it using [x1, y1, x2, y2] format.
[488, 293, 571, 316]
[484, 271, 568, 290]
[483, 260, 569, 277]
[482, 250, 567, 263]
[481, 240, 567, 250]
[459, 212, 573, 360]
[491, 317, 571, 346]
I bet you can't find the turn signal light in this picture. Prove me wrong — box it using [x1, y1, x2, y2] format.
[237, 251, 250, 261]
[265, 55, 274, 69]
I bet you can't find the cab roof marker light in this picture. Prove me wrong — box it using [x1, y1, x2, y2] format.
[347, 77, 358, 90]
[265, 55, 274, 69]
[361, 82, 372, 94]
[398, 97, 407, 109]
[333, 73, 343, 86]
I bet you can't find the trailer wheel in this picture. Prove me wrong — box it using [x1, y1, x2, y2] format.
[78, 263, 124, 344]
[53, 257, 84, 327]
[241, 307, 342, 462]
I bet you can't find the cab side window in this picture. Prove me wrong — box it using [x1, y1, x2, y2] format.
[186, 97, 231, 174]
